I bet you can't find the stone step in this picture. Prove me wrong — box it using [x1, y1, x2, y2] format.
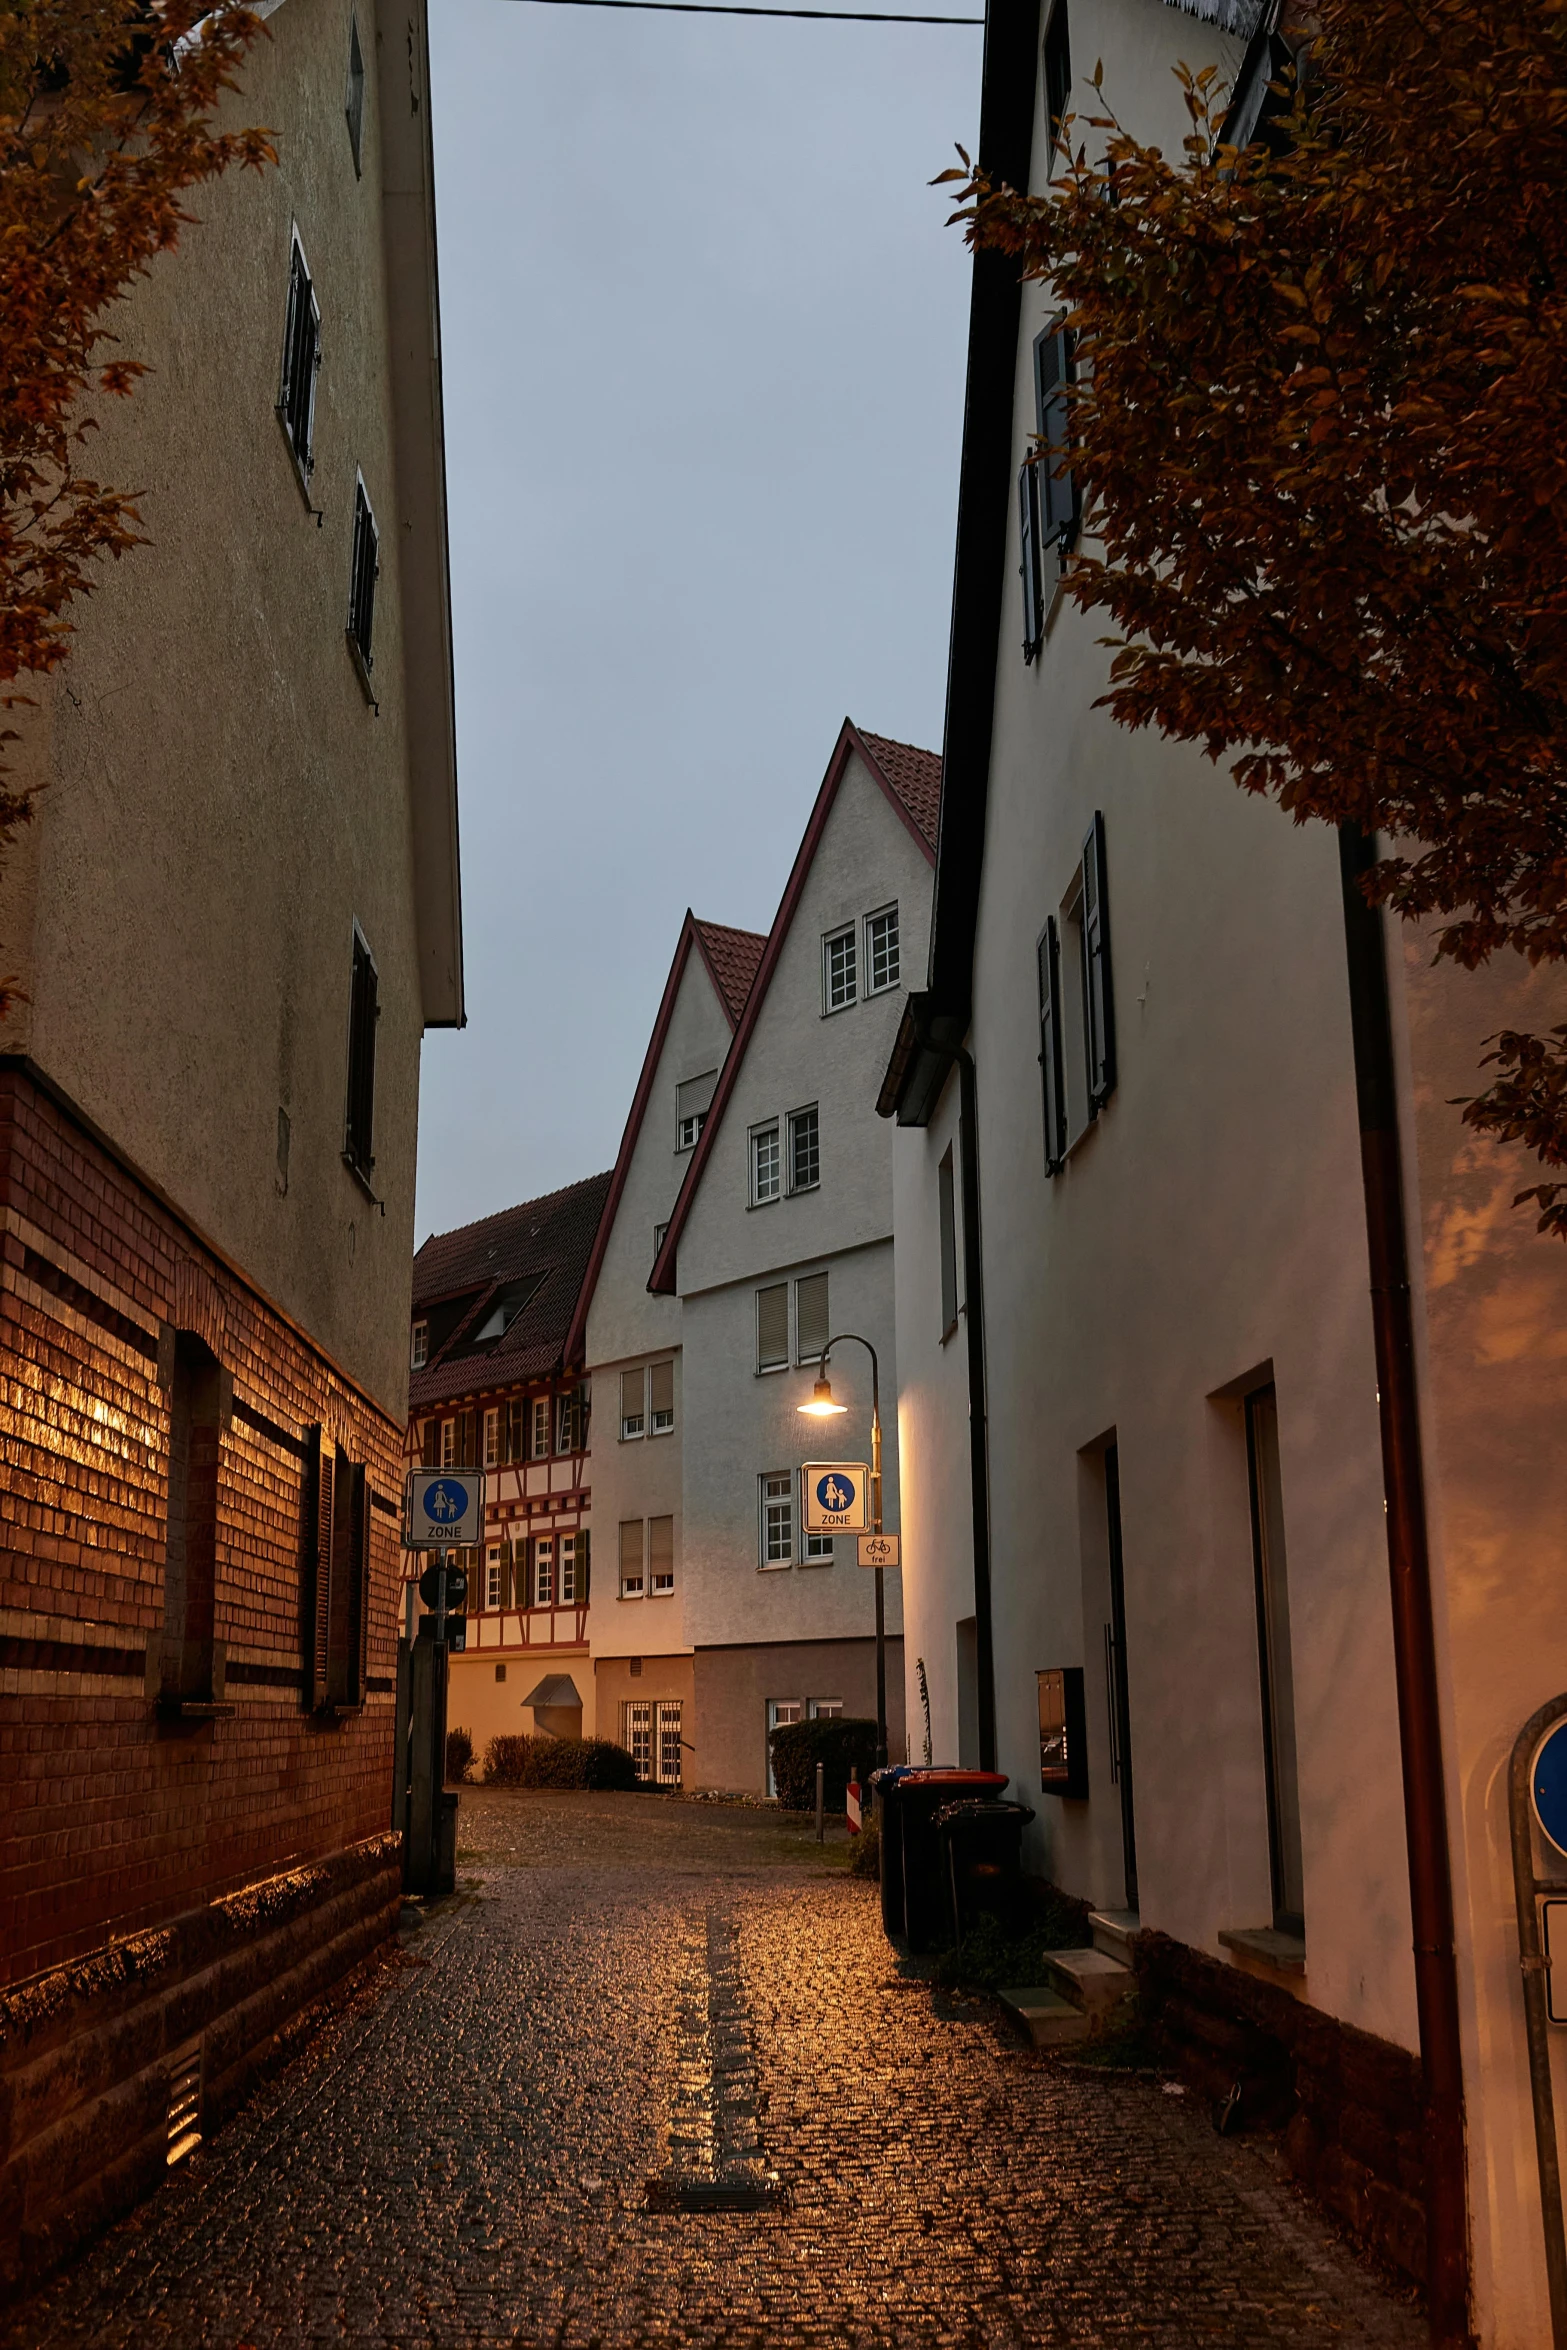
[997, 1984, 1089, 2049]
[1088, 1908, 1140, 1964]
[1039, 1945, 1138, 2025]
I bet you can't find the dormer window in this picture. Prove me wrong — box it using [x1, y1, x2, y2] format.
[411, 1320, 428, 1369]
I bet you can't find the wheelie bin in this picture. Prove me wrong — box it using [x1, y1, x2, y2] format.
[897, 1769, 1008, 1950]
[870, 1765, 921, 1936]
[936, 1797, 1036, 1943]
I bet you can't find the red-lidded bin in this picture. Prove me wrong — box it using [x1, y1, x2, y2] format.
[896, 1769, 1008, 1950]
[936, 1797, 1035, 1944]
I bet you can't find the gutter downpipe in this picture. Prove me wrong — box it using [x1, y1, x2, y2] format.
[909, 1007, 996, 1774]
[1338, 824, 1472, 2348]
[1507, 1692, 1567, 2348]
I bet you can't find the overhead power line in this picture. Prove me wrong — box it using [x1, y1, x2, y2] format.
[500, 0, 983, 23]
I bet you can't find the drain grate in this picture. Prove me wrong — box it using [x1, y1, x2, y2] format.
[166, 2039, 203, 2167]
[646, 2174, 785, 2214]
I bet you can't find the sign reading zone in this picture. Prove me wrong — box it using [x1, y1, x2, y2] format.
[801, 1463, 869, 1533]
[403, 1470, 485, 1548]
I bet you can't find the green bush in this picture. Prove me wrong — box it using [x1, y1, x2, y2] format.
[445, 1726, 474, 1784]
[482, 1733, 638, 1790]
[849, 1818, 881, 1880]
[930, 1879, 1095, 1991]
[768, 1716, 877, 1811]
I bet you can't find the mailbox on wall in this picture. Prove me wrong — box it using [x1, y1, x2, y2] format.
[1036, 1667, 1089, 1798]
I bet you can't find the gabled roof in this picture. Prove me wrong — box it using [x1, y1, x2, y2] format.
[410, 1169, 612, 1410]
[647, 719, 940, 1297]
[561, 907, 766, 1369]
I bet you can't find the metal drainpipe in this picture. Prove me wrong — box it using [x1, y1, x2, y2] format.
[910, 1010, 996, 1774]
[1338, 824, 1472, 2348]
[1507, 1692, 1567, 2347]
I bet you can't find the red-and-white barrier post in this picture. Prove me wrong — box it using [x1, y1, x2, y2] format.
[846, 1773, 863, 1834]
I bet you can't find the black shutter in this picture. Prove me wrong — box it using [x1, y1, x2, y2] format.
[280, 242, 320, 472]
[1038, 918, 1067, 1175]
[1035, 325, 1079, 546]
[341, 1461, 369, 1708]
[347, 480, 379, 669]
[579, 1527, 590, 1605]
[1082, 811, 1117, 1111]
[302, 1427, 333, 1710]
[1018, 461, 1044, 662]
[345, 932, 378, 1177]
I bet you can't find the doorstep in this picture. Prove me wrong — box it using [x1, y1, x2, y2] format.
[1039, 1945, 1139, 2028]
[997, 1984, 1089, 2048]
[1088, 1908, 1139, 1964]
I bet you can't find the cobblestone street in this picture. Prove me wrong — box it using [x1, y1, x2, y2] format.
[6, 1793, 1427, 2349]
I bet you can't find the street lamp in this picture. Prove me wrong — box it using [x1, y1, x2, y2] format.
[797, 1333, 886, 1768]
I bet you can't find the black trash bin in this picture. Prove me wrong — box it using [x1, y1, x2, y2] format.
[936, 1797, 1036, 1944]
[897, 1769, 1009, 1951]
[870, 1765, 921, 1937]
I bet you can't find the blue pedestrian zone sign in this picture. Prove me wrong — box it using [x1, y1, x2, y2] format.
[404, 1470, 485, 1548]
[802, 1463, 869, 1534]
[1534, 1719, 1567, 1856]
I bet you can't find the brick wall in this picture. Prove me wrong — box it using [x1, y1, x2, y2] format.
[0, 1066, 405, 1988]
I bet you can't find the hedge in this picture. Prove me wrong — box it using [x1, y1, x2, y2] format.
[482, 1734, 638, 1790]
[768, 1716, 877, 1811]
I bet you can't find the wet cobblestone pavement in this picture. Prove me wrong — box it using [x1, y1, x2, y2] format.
[6, 1791, 1427, 2348]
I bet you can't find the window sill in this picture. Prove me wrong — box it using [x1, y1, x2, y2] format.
[786, 1182, 820, 1199]
[747, 1195, 780, 1211]
[759, 1561, 792, 1573]
[821, 1002, 857, 1019]
[341, 1151, 383, 1209]
[619, 1590, 645, 1602]
[1218, 1925, 1307, 1985]
[756, 1361, 788, 1377]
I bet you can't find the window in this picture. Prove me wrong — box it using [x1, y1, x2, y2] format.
[1043, 0, 1071, 167]
[761, 1472, 793, 1567]
[676, 1071, 716, 1151]
[533, 1536, 555, 1608]
[938, 1149, 959, 1337]
[304, 1426, 370, 1714]
[1247, 1385, 1305, 1936]
[625, 1698, 683, 1785]
[804, 1528, 834, 1565]
[788, 1105, 820, 1193]
[619, 1519, 645, 1598]
[1038, 916, 1067, 1173]
[1019, 319, 1078, 662]
[866, 906, 900, 995]
[653, 1220, 669, 1262]
[649, 1360, 675, 1435]
[343, 926, 378, 1184]
[795, 1271, 829, 1367]
[765, 1698, 804, 1796]
[483, 1408, 499, 1468]
[626, 1698, 652, 1777]
[756, 1283, 789, 1373]
[557, 1387, 587, 1453]
[620, 1367, 645, 1441]
[278, 234, 321, 481]
[485, 1546, 504, 1610]
[420, 1418, 439, 1468]
[1081, 811, 1115, 1111]
[347, 476, 379, 679]
[411, 1321, 428, 1370]
[823, 926, 857, 1013]
[1039, 813, 1115, 1176]
[649, 1515, 674, 1594]
[658, 1699, 683, 1784]
[157, 1333, 223, 1711]
[808, 1698, 843, 1720]
[751, 1122, 780, 1205]
[441, 1418, 456, 1468]
[345, 11, 366, 173]
[560, 1530, 588, 1604]
[531, 1396, 550, 1458]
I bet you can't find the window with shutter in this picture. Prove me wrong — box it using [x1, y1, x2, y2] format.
[1018, 460, 1045, 662]
[676, 1070, 716, 1150]
[343, 927, 378, 1183]
[649, 1515, 674, 1594]
[1081, 810, 1117, 1111]
[344, 11, 366, 173]
[559, 1532, 581, 1604]
[441, 1418, 455, 1467]
[326, 1458, 369, 1711]
[649, 1360, 674, 1434]
[278, 235, 321, 480]
[484, 1408, 499, 1467]
[619, 1519, 645, 1598]
[303, 1426, 334, 1710]
[620, 1367, 645, 1440]
[795, 1271, 829, 1366]
[534, 1536, 555, 1608]
[1038, 918, 1067, 1175]
[1034, 324, 1079, 550]
[505, 1399, 524, 1462]
[159, 1334, 223, 1710]
[347, 477, 380, 678]
[938, 1149, 959, 1336]
[756, 1282, 789, 1372]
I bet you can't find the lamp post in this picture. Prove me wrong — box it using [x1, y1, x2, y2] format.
[797, 1332, 886, 1769]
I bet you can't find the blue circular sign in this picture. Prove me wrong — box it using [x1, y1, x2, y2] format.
[1534, 1721, 1567, 1855]
[814, 1471, 856, 1515]
[421, 1476, 470, 1527]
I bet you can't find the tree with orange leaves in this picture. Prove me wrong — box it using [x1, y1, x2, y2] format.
[0, 1, 272, 868]
[942, 0, 1567, 1230]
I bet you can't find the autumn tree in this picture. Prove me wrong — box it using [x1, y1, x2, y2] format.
[943, 0, 1567, 1229]
[0, 0, 272, 867]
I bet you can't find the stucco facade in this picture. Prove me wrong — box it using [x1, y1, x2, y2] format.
[883, 0, 1567, 2338]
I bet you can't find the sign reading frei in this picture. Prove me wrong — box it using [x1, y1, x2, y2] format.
[802, 1463, 869, 1534]
[403, 1469, 485, 1549]
[857, 1533, 900, 1569]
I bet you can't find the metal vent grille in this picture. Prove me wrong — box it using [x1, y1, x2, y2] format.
[166, 2041, 203, 2167]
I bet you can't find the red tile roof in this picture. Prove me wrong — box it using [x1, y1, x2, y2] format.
[693, 918, 767, 1027]
[409, 1169, 612, 1410]
[859, 730, 942, 852]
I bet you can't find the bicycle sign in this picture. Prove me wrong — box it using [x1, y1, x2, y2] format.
[403, 1470, 485, 1548]
[801, 1463, 869, 1533]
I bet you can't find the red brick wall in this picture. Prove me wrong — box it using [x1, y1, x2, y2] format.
[0, 1069, 404, 1988]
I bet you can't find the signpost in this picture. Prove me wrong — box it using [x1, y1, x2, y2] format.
[399, 1471, 486, 1897]
[801, 1463, 869, 1533]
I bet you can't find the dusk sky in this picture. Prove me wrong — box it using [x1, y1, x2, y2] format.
[414, 0, 982, 1243]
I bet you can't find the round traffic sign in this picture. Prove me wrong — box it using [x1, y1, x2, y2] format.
[421, 1476, 470, 1526]
[1533, 1720, 1567, 1855]
[815, 1471, 855, 1515]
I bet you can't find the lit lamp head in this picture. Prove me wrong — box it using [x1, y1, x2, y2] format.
[797, 1371, 848, 1419]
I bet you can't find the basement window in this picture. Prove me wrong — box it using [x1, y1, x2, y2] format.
[166, 2040, 204, 2166]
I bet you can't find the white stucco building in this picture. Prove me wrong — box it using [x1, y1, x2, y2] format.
[877, 1, 1567, 2342]
[573, 722, 936, 1792]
